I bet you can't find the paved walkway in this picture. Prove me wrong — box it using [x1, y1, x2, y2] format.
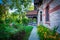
[28, 26, 40, 40]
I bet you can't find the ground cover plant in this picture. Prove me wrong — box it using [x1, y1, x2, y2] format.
[37, 25, 60, 40]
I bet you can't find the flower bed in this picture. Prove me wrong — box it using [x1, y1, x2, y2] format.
[37, 25, 60, 40]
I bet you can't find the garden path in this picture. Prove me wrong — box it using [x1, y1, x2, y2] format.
[28, 23, 40, 40]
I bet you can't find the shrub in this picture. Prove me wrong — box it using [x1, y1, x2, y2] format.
[0, 24, 18, 40]
[22, 17, 29, 26]
[0, 23, 33, 40]
[37, 25, 60, 40]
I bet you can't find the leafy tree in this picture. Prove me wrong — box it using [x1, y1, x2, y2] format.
[28, 4, 34, 11]
[0, 0, 32, 23]
[0, 0, 32, 39]
[0, 4, 7, 23]
[2, 0, 32, 12]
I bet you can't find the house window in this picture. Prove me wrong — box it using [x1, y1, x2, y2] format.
[45, 6, 49, 21]
[40, 11, 42, 21]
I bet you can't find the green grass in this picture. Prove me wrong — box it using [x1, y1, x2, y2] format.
[23, 26, 33, 40]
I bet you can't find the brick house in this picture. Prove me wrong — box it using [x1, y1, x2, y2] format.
[35, 0, 60, 33]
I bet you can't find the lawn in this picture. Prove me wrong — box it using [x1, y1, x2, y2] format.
[37, 25, 60, 40]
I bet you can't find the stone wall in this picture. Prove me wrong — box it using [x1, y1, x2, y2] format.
[38, 0, 60, 33]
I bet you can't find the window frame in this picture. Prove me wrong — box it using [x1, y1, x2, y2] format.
[45, 5, 49, 22]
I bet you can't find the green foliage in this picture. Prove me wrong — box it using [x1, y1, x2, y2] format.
[23, 26, 33, 40]
[0, 0, 33, 40]
[37, 25, 60, 40]
[5, 18, 12, 23]
[28, 4, 34, 11]
[22, 16, 29, 26]
[52, 26, 59, 36]
[33, 18, 37, 23]
[0, 24, 18, 39]
[0, 0, 32, 23]
[0, 4, 5, 16]
[0, 4, 6, 23]
[0, 23, 33, 40]
[2, 0, 32, 12]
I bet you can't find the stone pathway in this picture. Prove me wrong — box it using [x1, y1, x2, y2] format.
[28, 26, 40, 40]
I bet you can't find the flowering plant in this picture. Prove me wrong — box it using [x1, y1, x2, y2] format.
[37, 25, 60, 40]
